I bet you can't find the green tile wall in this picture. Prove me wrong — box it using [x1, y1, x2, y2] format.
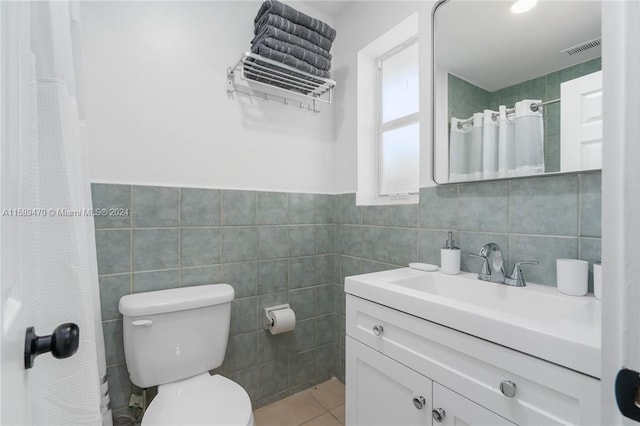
[448, 57, 602, 172]
[334, 172, 602, 329]
[448, 74, 491, 122]
[92, 184, 341, 419]
[95, 171, 602, 419]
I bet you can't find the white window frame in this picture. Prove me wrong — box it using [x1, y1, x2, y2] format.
[376, 37, 420, 198]
[356, 12, 420, 206]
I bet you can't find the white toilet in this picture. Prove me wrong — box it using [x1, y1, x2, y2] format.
[118, 284, 254, 426]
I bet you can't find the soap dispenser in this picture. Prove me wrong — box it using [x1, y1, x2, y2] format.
[441, 231, 460, 275]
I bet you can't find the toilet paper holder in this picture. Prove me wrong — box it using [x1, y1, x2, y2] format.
[264, 304, 292, 328]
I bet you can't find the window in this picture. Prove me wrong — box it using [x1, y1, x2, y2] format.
[378, 39, 419, 196]
[356, 13, 420, 206]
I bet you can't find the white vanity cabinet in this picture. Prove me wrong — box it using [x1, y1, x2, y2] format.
[347, 336, 515, 426]
[432, 382, 516, 426]
[345, 294, 601, 426]
[346, 336, 432, 426]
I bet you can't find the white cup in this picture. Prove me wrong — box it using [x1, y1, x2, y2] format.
[556, 259, 588, 296]
[593, 263, 602, 300]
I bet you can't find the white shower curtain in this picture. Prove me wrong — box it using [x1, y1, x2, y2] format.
[449, 100, 544, 181]
[513, 99, 545, 176]
[449, 112, 483, 181]
[449, 117, 472, 182]
[470, 112, 484, 180]
[482, 109, 499, 179]
[498, 105, 516, 177]
[27, 2, 111, 424]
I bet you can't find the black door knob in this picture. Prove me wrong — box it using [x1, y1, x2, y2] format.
[615, 368, 640, 421]
[24, 323, 79, 369]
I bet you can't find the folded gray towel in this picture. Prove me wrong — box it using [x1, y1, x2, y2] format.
[254, 0, 336, 42]
[244, 57, 327, 95]
[254, 37, 331, 71]
[255, 14, 333, 52]
[251, 43, 331, 78]
[252, 25, 332, 61]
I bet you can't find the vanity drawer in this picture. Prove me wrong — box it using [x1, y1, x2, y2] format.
[346, 295, 600, 426]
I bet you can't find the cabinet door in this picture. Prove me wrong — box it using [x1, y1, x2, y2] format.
[346, 336, 432, 426]
[432, 382, 515, 426]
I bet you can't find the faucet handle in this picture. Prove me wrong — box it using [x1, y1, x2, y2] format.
[514, 261, 539, 270]
[506, 261, 539, 287]
[468, 254, 491, 279]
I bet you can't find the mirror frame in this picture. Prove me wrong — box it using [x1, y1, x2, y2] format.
[430, 0, 602, 185]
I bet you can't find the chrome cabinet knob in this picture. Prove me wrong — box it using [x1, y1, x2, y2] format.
[500, 380, 517, 398]
[412, 396, 426, 410]
[432, 407, 446, 422]
[372, 325, 384, 336]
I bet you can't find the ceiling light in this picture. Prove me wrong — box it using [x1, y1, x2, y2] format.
[511, 0, 538, 14]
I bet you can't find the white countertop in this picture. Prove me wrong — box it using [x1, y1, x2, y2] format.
[345, 268, 601, 379]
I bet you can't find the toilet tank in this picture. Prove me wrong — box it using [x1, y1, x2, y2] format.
[118, 284, 234, 388]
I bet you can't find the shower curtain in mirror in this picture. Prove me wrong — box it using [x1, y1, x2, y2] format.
[450, 100, 544, 181]
[28, 2, 111, 424]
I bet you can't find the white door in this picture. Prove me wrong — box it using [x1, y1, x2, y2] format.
[346, 336, 432, 426]
[1, 1, 34, 423]
[601, 1, 640, 424]
[560, 70, 603, 172]
[432, 382, 515, 426]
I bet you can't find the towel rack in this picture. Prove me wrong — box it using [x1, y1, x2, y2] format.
[227, 52, 336, 112]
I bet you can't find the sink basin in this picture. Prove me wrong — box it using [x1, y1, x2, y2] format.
[345, 268, 601, 378]
[391, 273, 589, 322]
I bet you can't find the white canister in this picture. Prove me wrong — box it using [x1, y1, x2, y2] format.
[593, 263, 602, 300]
[556, 259, 588, 296]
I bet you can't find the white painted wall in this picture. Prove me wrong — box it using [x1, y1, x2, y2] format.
[80, 1, 336, 193]
[332, 1, 435, 194]
[601, 1, 640, 423]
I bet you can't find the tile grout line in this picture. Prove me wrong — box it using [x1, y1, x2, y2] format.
[129, 185, 134, 295]
[507, 179, 512, 264]
[577, 174, 583, 259]
[220, 190, 226, 271]
[178, 187, 183, 287]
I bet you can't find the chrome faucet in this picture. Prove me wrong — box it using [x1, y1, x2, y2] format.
[469, 243, 538, 287]
[469, 243, 505, 283]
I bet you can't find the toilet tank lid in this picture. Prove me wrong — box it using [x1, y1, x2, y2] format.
[119, 284, 234, 317]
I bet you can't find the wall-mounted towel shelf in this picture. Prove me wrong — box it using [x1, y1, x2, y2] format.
[227, 52, 335, 112]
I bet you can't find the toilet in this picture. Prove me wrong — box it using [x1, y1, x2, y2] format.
[118, 284, 254, 426]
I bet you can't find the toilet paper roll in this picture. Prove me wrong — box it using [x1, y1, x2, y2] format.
[268, 308, 296, 335]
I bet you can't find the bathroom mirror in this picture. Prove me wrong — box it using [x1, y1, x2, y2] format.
[432, 0, 602, 184]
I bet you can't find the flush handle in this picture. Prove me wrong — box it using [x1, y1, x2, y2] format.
[372, 325, 384, 336]
[131, 319, 153, 327]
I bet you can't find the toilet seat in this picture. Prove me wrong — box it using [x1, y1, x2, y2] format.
[142, 373, 254, 426]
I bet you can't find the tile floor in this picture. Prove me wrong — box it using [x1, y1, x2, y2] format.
[253, 378, 345, 426]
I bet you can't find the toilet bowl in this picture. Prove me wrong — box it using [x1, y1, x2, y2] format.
[142, 374, 253, 426]
[118, 284, 253, 425]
